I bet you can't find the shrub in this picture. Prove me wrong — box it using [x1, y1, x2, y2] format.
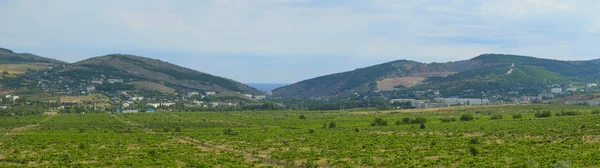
[328, 121, 336, 128]
[535, 111, 552, 118]
[412, 117, 427, 124]
[592, 110, 600, 114]
[354, 128, 359, 132]
[308, 128, 315, 134]
[223, 128, 238, 135]
[460, 114, 474, 121]
[299, 114, 307, 119]
[371, 117, 388, 126]
[512, 114, 522, 119]
[78, 128, 86, 133]
[175, 127, 182, 132]
[556, 111, 582, 116]
[420, 123, 426, 129]
[469, 137, 482, 144]
[163, 128, 171, 132]
[402, 117, 411, 124]
[490, 114, 503, 120]
[469, 146, 480, 156]
[440, 117, 457, 122]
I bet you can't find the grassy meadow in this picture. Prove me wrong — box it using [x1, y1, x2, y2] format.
[0, 105, 599, 167]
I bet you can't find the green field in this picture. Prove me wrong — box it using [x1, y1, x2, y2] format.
[1, 105, 600, 167]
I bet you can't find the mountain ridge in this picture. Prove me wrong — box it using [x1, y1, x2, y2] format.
[53, 54, 261, 94]
[0, 47, 67, 64]
[273, 54, 600, 99]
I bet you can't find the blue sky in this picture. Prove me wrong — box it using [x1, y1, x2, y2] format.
[1, 0, 600, 83]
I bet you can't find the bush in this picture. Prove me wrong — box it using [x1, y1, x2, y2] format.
[440, 117, 457, 122]
[398, 117, 427, 125]
[371, 117, 388, 126]
[512, 114, 522, 119]
[401, 117, 411, 124]
[556, 111, 582, 116]
[469, 137, 482, 144]
[163, 128, 171, 132]
[308, 128, 315, 134]
[460, 114, 474, 121]
[592, 110, 600, 114]
[354, 128, 359, 132]
[328, 121, 336, 128]
[469, 146, 480, 156]
[412, 117, 427, 124]
[223, 128, 238, 135]
[490, 114, 503, 120]
[535, 111, 552, 118]
[299, 114, 307, 119]
[175, 127, 182, 132]
[420, 123, 426, 129]
[78, 128, 86, 133]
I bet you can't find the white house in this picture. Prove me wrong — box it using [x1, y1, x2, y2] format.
[205, 91, 216, 96]
[130, 97, 144, 101]
[160, 102, 176, 107]
[9, 96, 19, 102]
[186, 91, 200, 97]
[122, 110, 138, 113]
[588, 83, 598, 88]
[242, 94, 253, 98]
[107, 79, 124, 84]
[551, 88, 563, 94]
[91, 79, 103, 84]
[567, 88, 578, 92]
[253, 95, 266, 100]
[147, 103, 160, 108]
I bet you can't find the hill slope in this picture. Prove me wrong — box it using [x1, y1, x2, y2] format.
[0, 47, 67, 64]
[274, 54, 600, 98]
[54, 54, 261, 94]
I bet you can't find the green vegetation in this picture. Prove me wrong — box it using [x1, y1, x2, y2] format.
[0, 105, 599, 167]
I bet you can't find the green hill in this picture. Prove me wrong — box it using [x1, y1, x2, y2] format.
[0, 47, 67, 64]
[53, 54, 261, 94]
[274, 54, 600, 98]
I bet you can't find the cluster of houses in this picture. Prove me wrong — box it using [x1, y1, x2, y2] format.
[2, 95, 20, 102]
[391, 98, 495, 109]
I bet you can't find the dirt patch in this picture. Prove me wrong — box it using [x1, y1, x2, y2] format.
[377, 77, 425, 90]
[424, 156, 440, 160]
[127, 145, 140, 150]
[582, 135, 600, 143]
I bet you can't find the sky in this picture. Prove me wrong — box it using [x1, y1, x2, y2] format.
[1, 0, 600, 83]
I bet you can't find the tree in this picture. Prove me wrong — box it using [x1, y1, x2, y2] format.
[420, 123, 426, 129]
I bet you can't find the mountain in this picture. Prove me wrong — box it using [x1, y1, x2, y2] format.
[0, 47, 67, 64]
[273, 54, 600, 99]
[52, 54, 261, 94]
[245, 83, 288, 91]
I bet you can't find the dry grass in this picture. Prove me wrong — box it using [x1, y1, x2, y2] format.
[127, 81, 175, 94]
[0, 63, 49, 75]
[59, 94, 108, 104]
[377, 77, 425, 90]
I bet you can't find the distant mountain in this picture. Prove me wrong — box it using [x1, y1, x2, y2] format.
[52, 54, 261, 94]
[0, 47, 67, 64]
[246, 83, 288, 91]
[273, 54, 600, 99]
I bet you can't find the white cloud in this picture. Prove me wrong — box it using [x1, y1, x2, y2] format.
[0, 0, 599, 82]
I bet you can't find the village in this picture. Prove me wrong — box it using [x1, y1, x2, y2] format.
[389, 83, 600, 109]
